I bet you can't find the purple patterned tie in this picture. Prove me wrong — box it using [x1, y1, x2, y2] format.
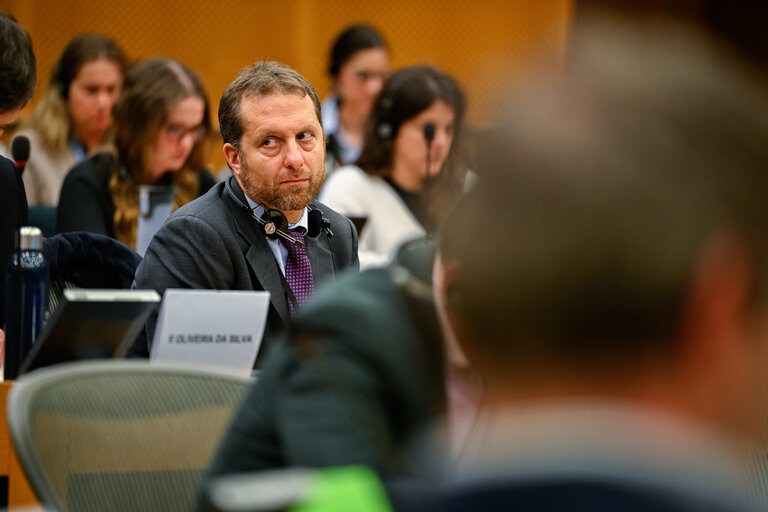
[283, 229, 313, 315]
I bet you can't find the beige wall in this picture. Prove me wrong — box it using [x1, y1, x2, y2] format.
[2, 0, 572, 166]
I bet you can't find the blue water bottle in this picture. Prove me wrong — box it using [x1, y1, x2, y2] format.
[4, 226, 50, 380]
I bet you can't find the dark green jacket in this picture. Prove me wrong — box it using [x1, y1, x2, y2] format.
[203, 239, 445, 483]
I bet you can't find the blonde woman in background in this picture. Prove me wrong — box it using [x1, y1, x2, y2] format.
[15, 34, 126, 206]
[56, 57, 215, 250]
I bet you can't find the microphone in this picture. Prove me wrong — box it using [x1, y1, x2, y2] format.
[6, 135, 37, 380]
[423, 123, 435, 145]
[11, 135, 30, 241]
[423, 123, 435, 235]
[423, 122, 435, 182]
[12, 135, 30, 173]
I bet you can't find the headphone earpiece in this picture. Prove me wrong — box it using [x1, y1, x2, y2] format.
[118, 165, 131, 181]
[377, 122, 392, 140]
[260, 209, 288, 238]
[377, 94, 394, 140]
[258, 206, 328, 240]
[307, 208, 323, 238]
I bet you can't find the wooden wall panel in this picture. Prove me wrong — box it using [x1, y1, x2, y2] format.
[1, 0, 572, 167]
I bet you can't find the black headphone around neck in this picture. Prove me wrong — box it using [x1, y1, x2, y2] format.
[258, 206, 328, 241]
[224, 177, 333, 245]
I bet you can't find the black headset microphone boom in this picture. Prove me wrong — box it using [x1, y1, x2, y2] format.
[423, 122, 435, 179]
[423, 122, 435, 234]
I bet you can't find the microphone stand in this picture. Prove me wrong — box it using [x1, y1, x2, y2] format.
[423, 123, 435, 236]
[8, 136, 29, 380]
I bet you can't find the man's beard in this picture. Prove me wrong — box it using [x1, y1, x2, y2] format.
[239, 158, 324, 211]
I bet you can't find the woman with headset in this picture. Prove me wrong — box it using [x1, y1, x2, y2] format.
[322, 24, 390, 175]
[56, 57, 215, 250]
[15, 34, 126, 206]
[319, 66, 467, 268]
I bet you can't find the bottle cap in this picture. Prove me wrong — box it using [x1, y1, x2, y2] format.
[18, 226, 43, 251]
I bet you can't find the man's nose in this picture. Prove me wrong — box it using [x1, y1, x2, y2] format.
[284, 140, 303, 169]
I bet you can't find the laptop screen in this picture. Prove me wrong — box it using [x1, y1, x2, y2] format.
[19, 289, 160, 375]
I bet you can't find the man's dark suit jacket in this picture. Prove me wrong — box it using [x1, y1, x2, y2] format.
[128, 175, 359, 360]
[1, 156, 27, 321]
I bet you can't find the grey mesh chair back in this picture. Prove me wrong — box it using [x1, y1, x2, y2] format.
[7, 360, 252, 512]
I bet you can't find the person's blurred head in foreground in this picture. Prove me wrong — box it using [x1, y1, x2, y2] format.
[0, 11, 35, 135]
[436, 16, 768, 447]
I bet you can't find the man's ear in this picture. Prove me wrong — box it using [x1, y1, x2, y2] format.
[433, 253, 469, 368]
[223, 143, 241, 176]
[433, 252, 459, 299]
[673, 233, 768, 440]
[679, 233, 753, 349]
[675, 233, 754, 395]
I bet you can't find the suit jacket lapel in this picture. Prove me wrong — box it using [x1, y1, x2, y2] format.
[245, 237, 291, 325]
[227, 177, 291, 325]
[306, 224, 335, 288]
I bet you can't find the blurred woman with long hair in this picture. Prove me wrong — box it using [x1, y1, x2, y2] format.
[56, 57, 215, 250]
[16, 34, 126, 206]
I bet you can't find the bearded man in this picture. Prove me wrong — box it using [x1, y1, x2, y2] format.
[130, 61, 359, 363]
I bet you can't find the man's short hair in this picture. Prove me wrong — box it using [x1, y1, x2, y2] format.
[439, 19, 768, 365]
[218, 60, 322, 147]
[0, 12, 35, 112]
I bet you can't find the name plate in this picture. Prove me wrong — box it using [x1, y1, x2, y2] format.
[150, 289, 270, 376]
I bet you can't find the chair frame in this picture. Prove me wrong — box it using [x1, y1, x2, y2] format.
[7, 360, 252, 511]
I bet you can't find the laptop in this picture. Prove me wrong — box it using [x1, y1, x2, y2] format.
[19, 288, 161, 375]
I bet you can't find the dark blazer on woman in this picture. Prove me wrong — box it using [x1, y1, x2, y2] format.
[56, 152, 216, 238]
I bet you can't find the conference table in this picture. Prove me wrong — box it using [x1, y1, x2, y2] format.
[0, 382, 39, 509]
